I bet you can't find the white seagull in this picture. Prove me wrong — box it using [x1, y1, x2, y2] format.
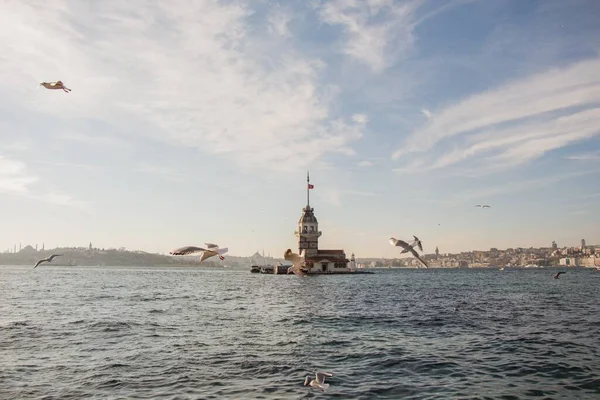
[400, 235, 423, 254]
[284, 249, 309, 277]
[169, 243, 228, 262]
[389, 237, 428, 268]
[304, 371, 333, 391]
[33, 254, 63, 269]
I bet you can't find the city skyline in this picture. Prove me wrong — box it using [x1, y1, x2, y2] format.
[1, 1, 599, 258]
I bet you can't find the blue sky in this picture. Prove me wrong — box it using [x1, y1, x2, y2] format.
[1, 0, 599, 258]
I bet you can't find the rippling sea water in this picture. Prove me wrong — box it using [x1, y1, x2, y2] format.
[1, 266, 599, 399]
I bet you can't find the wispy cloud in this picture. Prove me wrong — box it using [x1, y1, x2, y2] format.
[0, 1, 367, 176]
[420, 108, 432, 119]
[449, 170, 597, 204]
[267, 3, 292, 37]
[0, 155, 82, 207]
[3, 139, 31, 152]
[392, 57, 600, 173]
[358, 160, 373, 167]
[320, 187, 378, 207]
[0, 156, 37, 195]
[136, 164, 187, 183]
[317, 0, 422, 73]
[565, 150, 600, 161]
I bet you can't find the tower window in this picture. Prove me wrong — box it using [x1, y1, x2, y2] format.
[303, 226, 307, 233]
[310, 226, 314, 232]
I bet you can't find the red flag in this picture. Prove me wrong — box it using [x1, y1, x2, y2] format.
[308, 183, 314, 189]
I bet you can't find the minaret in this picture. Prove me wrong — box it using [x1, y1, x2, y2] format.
[295, 171, 321, 257]
[435, 246, 439, 259]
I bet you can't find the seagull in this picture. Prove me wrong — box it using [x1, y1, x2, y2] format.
[399, 235, 423, 254]
[304, 371, 333, 391]
[482, 205, 491, 208]
[553, 271, 566, 279]
[284, 249, 308, 277]
[411, 235, 423, 252]
[33, 254, 62, 269]
[169, 243, 228, 262]
[40, 81, 71, 92]
[389, 237, 428, 268]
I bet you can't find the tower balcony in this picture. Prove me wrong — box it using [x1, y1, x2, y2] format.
[295, 230, 322, 237]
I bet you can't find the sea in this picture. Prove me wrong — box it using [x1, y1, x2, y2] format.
[1, 266, 599, 399]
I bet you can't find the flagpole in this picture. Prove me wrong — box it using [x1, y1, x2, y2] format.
[307, 170, 310, 207]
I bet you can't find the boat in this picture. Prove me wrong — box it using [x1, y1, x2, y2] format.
[250, 265, 261, 273]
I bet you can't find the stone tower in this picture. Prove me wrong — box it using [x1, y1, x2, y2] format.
[295, 171, 321, 257]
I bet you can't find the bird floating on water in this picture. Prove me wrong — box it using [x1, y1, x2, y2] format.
[389, 237, 428, 268]
[33, 254, 62, 269]
[304, 371, 333, 391]
[39, 81, 71, 92]
[553, 271, 566, 279]
[284, 249, 308, 277]
[169, 243, 228, 262]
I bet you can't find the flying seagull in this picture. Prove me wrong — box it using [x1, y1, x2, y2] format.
[389, 237, 428, 268]
[475, 204, 491, 208]
[304, 371, 333, 391]
[411, 235, 423, 252]
[40, 81, 71, 92]
[33, 254, 62, 269]
[399, 235, 423, 254]
[553, 271, 566, 279]
[284, 249, 308, 277]
[169, 243, 228, 262]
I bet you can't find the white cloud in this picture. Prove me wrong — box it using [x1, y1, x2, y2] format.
[352, 113, 369, 124]
[3, 139, 31, 152]
[449, 170, 596, 204]
[420, 108, 432, 119]
[136, 164, 186, 183]
[392, 57, 600, 173]
[0, 155, 81, 207]
[267, 3, 292, 37]
[317, 0, 421, 72]
[565, 150, 600, 161]
[358, 160, 373, 167]
[320, 187, 378, 206]
[0, 156, 37, 195]
[0, 1, 366, 175]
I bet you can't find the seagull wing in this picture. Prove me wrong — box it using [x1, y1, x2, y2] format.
[284, 249, 304, 266]
[482, 205, 490, 208]
[475, 205, 481, 207]
[48, 254, 62, 261]
[205, 243, 219, 249]
[170, 246, 207, 256]
[390, 238, 411, 249]
[285, 249, 308, 276]
[316, 372, 333, 384]
[409, 247, 428, 268]
[33, 259, 47, 269]
[198, 250, 218, 262]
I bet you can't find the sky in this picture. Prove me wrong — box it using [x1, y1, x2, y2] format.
[1, 0, 599, 258]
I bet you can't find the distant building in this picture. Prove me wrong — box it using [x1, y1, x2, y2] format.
[295, 172, 350, 273]
[435, 246, 439, 259]
[581, 239, 586, 249]
[552, 241, 557, 250]
[559, 257, 578, 266]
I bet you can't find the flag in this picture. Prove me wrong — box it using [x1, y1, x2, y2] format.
[308, 183, 314, 189]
